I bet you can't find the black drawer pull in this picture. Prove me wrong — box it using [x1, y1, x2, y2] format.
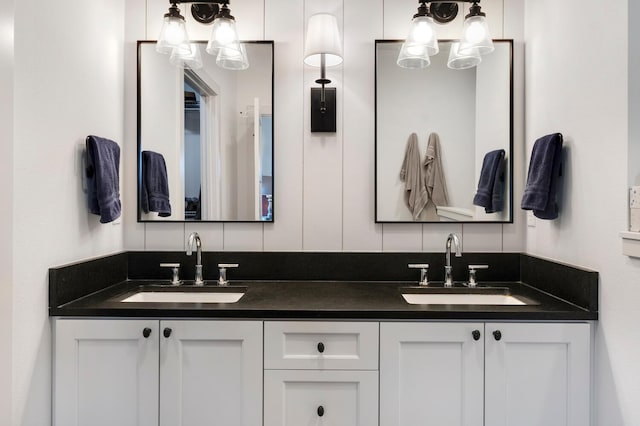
[493, 330, 502, 341]
[317, 406, 324, 417]
[163, 327, 172, 338]
[317, 342, 325, 353]
[143, 328, 152, 338]
[472, 330, 481, 341]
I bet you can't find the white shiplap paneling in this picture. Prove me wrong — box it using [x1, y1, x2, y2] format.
[302, 0, 344, 251]
[263, 0, 305, 251]
[342, 0, 383, 251]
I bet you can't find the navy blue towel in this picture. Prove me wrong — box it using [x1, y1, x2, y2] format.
[141, 151, 171, 217]
[473, 149, 505, 213]
[85, 135, 121, 223]
[521, 133, 563, 219]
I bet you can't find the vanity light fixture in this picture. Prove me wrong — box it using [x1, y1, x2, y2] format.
[398, 0, 494, 70]
[157, 1, 248, 71]
[304, 13, 343, 133]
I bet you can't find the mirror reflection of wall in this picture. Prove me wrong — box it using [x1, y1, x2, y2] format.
[375, 40, 513, 223]
[138, 41, 274, 222]
[184, 80, 203, 220]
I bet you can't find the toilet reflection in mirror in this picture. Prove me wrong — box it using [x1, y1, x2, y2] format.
[138, 41, 274, 222]
[375, 40, 513, 223]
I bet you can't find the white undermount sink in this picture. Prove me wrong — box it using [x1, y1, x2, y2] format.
[121, 291, 245, 304]
[402, 293, 528, 305]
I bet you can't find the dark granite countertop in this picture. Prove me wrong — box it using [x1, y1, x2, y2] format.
[48, 251, 598, 321]
[50, 279, 596, 321]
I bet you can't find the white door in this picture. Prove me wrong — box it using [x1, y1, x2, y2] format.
[159, 320, 263, 426]
[264, 369, 378, 426]
[380, 322, 485, 426]
[53, 319, 159, 426]
[484, 322, 591, 426]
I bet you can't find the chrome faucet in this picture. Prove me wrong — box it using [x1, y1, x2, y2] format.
[187, 232, 204, 286]
[444, 233, 462, 287]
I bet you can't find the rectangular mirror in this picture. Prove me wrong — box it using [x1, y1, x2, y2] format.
[137, 40, 274, 222]
[375, 39, 513, 223]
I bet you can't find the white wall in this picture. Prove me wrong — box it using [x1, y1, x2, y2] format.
[630, 0, 640, 186]
[126, 0, 524, 253]
[0, 0, 14, 419]
[11, 0, 127, 424]
[524, 0, 638, 424]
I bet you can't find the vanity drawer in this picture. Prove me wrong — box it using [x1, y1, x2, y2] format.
[264, 321, 379, 370]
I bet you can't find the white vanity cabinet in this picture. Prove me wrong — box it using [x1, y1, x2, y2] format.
[263, 321, 379, 426]
[53, 319, 160, 426]
[380, 322, 591, 426]
[380, 322, 485, 426]
[159, 320, 262, 426]
[53, 319, 262, 426]
[484, 322, 591, 426]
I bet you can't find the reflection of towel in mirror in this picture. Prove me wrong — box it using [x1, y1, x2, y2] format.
[521, 133, 563, 220]
[141, 150, 172, 217]
[85, 135, 121, 223]
[423, 133, 450, 215]
[473, 149, 506, 213]
[399, 133, 429, 220]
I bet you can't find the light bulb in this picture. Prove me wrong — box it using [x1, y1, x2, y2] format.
[213, 20, 235, 46]
[411, 19, 434, 44]
[464, 20, 486, 44]
[460, 15, 494, 55]
[405, 15, 438, 56]
[164, 20, 187, 45]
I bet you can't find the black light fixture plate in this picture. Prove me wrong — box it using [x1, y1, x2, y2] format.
[431, 2, 459, 23]
[311, 88, 337, 133]
[191, 3, 219, 24]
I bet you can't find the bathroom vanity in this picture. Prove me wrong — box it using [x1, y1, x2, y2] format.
[49, 252, 597, 426]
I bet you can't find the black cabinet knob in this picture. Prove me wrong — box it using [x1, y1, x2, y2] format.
[472, 330, 481, 341]
[143, 328, 152, 338]
[317, 406, 324, 417]
[163, 327, 172, 338]
[493, 330, 502, 341]
[317, 342, 325, 353]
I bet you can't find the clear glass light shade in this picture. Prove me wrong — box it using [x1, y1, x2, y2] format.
[397, 42, 431, 69]
[304, 13, 343, 67]
[206, 16, 241, 56]
[459, 15, 494, 55]
[216, 42, 249, 70]
[170, 43, 203, 70]
[404, 15, 439, 56]
[447, 42, 481, 70]
[157, 15, 190, 55]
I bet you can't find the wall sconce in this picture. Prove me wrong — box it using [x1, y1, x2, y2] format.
[398, 1, 493, 70]
[157, 1, 248, 71]
[304, 13, 343, 133]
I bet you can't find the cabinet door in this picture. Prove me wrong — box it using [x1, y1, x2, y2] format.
[485, 322, 591, 426]
[53, 319, 159, 426]
[159, 320, 262, 426]
[380, 322, 484, 426]
[264, 370, 378, 426]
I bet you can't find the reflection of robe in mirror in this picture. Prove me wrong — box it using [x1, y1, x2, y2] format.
[399, 133, 429, 220]
[423, 132, 450, 220]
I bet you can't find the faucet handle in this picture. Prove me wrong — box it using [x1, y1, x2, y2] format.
[408, 264, 429, 286]
[217, 263, 239, 286]
[160, 263, 181, 286]
[467, 264, 489, 287]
